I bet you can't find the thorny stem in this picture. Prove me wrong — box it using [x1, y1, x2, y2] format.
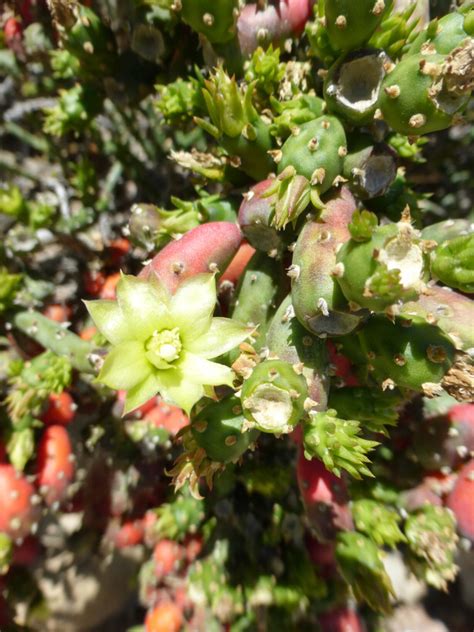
[12, 310, 98, 374]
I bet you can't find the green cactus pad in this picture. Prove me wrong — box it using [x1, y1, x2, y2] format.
[344, 315, 456, 391]
[169, 397, 260, 498]
[277, 116, 347, 196]
[191, 398, 259, 463]
[179, 0, 238, 44]
[325, 0, 394, 52]
[379, 51, 471, 135]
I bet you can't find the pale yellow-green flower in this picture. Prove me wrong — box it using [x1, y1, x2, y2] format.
[85, 273, 251, 414]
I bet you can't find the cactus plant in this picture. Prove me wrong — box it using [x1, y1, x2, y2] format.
[1, 1, 474, 627]
[324, 0, 394, 52]
[379, 45, 473, 135]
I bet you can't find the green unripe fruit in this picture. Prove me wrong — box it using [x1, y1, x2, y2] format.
[349, 315, 456, 391]
[277, 116, 347, 195]
[325, 0, 393, 52]
[335, 217, 429, 311]
[241, 359, 308, 434]
[324, 49, 390, 125]
[191, 397, 259, 463]
[180, 0, 238, 44]
[379, 52, 470, 135]
[430, 233, 474, 293]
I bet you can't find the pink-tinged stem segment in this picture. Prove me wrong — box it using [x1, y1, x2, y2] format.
[139, 222, 242, 293]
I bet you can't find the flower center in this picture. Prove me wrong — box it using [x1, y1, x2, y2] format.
[146, 327, 182, 369]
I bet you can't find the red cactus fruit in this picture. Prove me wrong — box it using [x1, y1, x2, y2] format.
[12, 535, 40, 566]
[327, 341, 359, 387]
[143, 510, 158, 547]
[79, 325, 98, 341]
[287, 0, 313, 34]
[0, 464, 39, 540]
[153, 539, 183, 578]
[143, 402, 189, 436]
[117, 390, 158, 417]
[414, 402, 474, 471]
[305, 534, 337, 578]
[83, 270, 106, 296]
[297, 449, 353, 541]
[99, 272, 121, 299]
[448, 403, 474, 461]
[139, 222, 242, 293]
[18, 0, 33, 25]
[3, 17, 22, 46]
[219, 241, 256, 288]
[145, 602, 183, 632]
[41, 391, 76, 426]
[318, 606, 365, 632]
[237, 1, 312, 56]
[42, 303, 72, 323]
[446, 459, 474, 542]
[403, 480, 444, 512]
[107, 237, 130, 266]
[111, 519, 145, 548]
[36, 425, 75, 506]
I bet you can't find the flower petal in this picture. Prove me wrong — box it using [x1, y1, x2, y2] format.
[116, 274, 171, 340]
[170, 274, 217, 340]
[123, 373, 161, 415]
[186, 317, 252, 359]
[98, 340, 151, 390]
[178, 351, 235, 387]
[84, 300, 130, 345]
[155, 369, 204, 415]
